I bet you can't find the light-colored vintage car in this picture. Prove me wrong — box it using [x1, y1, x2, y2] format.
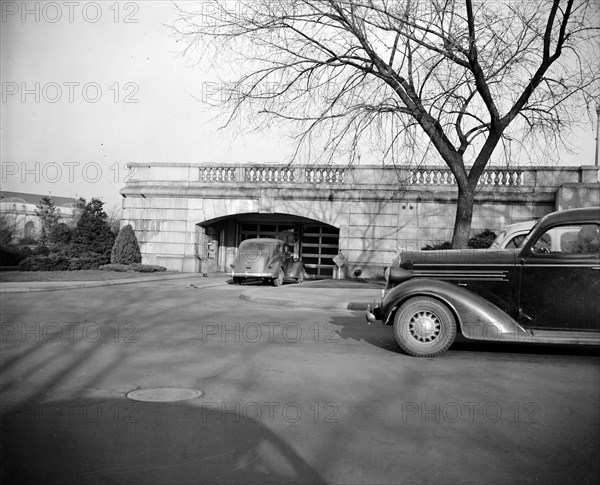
[490, 220, 536, 249]
[231, 238, 305, 286]
[366, 207, 600, 357]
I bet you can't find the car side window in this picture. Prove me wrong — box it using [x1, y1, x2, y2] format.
[531, 224, 600, 255]
[531, 233, 551, 253]
[570, 224, 600, 254]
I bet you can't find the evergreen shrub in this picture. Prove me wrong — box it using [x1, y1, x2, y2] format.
[111, 225, 142, 264]
[467, 229, 497, 248]
[99, 263, 167, 273]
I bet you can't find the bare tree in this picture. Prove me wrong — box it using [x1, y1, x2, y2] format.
[173, 0, 599, 246]
[105, 203, 123, 235]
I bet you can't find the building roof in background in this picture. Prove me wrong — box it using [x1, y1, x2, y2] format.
[0, 191, 76, 208]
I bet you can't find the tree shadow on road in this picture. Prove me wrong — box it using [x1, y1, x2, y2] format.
[1, 396, 326, 485]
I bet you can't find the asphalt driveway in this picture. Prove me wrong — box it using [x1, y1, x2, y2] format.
[1, 278, 598, 484]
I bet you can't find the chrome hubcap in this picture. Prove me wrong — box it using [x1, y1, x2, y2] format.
[409, 311, 441, 342]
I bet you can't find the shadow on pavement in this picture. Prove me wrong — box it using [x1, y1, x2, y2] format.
[336, 312, 600, 358]
[1, 397, 326, 485]
[330, 313, 399, 354]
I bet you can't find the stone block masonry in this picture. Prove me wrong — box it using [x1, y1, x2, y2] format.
[121, 163, 599, 278]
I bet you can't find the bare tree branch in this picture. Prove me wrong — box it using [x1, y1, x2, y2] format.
[172, 0, 600, 246]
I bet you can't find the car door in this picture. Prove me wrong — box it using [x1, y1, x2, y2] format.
[518, 223, 600, 331]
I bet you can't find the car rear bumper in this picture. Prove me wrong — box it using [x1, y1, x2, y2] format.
[232, 272, 274, 279]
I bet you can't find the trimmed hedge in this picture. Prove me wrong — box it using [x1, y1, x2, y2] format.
[18, 254, 71, 271]
[98, 263, 133, 272]
[131, 263, 167, 273]
[68, 253, 110, 270]
[18, 252, 109, 271]
[422, 241, 453, 250]
[99, 263, 167, 273]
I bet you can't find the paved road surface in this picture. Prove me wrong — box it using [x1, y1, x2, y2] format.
[1, 278, 598, 484]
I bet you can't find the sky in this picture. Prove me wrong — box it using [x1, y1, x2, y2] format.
[1, 0, 598, 209]
[0, 0, 294, 208]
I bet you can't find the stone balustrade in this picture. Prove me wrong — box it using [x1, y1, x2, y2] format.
[304, 167, 345, 183]
[126, 162, 595, 190]
[409, 168, 526, 186]
[197, 165, 525, 186]
[244, 166, 299, 183]
[200, 165, 237, 182]
[197, 165, 346, 184]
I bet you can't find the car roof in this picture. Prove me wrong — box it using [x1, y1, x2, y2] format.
[502, 220, 537, 232]
[239, 238, 283, 245]
[539, 207, 600, 227]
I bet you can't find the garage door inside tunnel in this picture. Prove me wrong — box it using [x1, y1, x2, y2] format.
[199, 213, 340, 278]
[301, 224, 339, 278]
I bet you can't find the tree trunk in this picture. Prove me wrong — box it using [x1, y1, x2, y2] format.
[451, 183, 476, 248]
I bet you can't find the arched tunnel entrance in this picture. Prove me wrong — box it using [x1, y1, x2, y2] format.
[198, 213, 340, 278]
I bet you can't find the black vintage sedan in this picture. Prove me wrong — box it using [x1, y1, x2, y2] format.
[366, 207, 600, 357]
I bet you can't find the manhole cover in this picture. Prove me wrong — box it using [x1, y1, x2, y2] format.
[126, 387, 204, 403]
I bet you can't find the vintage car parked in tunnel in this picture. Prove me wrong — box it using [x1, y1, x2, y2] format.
[366, 207, 600, 357]
[231, 238, 305, 286]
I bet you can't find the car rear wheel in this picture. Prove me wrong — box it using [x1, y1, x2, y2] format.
[273, 269, 284, 287]
[393, 296, 456, 357]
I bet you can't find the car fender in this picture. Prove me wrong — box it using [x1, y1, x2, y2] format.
[267, 253, 284, 268]
[270, 262, 284, 277]
[286, 260, 304, 279]
[381, 279, 528, 342]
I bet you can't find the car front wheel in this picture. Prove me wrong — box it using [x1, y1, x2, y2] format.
[273, 269, 284, 287]
[393, 296, 456, 357]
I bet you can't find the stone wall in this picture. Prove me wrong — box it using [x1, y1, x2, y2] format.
[121, 163, 599, 276]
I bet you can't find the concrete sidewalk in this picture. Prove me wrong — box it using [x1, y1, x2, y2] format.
[0, 273, 222, 294]
[240, 282, 382, 310]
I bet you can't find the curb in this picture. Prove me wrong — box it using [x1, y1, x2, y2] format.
[240, 288, 379, 310]
[0, 273, 226, 294]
